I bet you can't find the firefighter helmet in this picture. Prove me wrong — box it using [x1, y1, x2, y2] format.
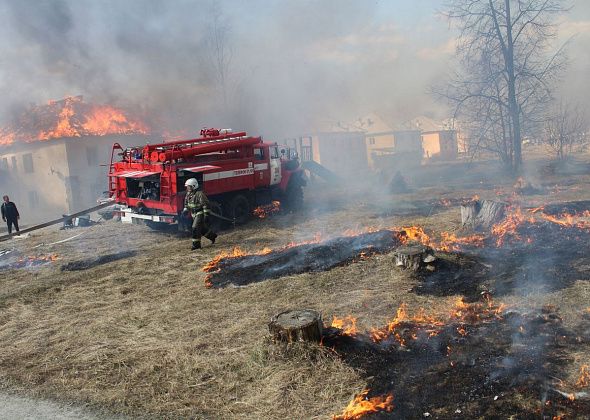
[185, 178, 199, 188]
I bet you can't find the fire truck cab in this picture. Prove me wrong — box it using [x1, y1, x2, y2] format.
[109, 129, 306, 228]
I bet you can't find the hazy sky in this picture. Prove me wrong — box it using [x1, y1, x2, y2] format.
[0, 0, 588, 138]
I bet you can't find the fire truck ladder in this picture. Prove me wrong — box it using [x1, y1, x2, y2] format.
[159, 166, 173, 203]
[145, 132, 248, 153]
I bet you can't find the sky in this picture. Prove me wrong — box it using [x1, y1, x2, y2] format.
[0, 0, 588, 139]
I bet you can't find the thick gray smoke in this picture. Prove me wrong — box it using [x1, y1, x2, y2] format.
[0, 0, 454, 140]
[1, 0, 588, 139]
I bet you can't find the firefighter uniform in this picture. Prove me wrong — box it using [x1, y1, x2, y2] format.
[184, 190, 217, 249]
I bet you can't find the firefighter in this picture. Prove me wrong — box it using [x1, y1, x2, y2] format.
[1, 195, 20, 236]
[183, 178, 217, 250]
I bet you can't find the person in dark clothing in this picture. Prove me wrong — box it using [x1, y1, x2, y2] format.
[1, 195, 20, 235]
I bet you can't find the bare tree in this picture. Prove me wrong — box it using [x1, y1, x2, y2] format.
[203, 1, 233, 111]
[439, 0, 568, 173]
[544, 101, 588, 160]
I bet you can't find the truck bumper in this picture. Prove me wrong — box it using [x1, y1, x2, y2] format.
[118, 208, 176, 224]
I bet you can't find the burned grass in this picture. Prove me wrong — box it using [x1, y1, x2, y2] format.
[205, 230, 401, 288]
[60, 250, 137, 271]
[324, 302, 590, 419]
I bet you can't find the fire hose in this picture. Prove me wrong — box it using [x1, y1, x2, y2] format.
[184, 209, 236, 228]
[208, 210, 236, 227]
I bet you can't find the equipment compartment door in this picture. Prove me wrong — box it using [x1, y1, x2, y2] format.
[269, 146, 282, 186]
[254, 146, 270, 188]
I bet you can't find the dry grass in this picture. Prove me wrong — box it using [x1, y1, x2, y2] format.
[0, 156, 590, 418]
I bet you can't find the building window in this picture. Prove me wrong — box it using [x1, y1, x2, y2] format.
[368, 137, 376, 145]
[11, 156, 17, 171]
[1, 157, 7, 170]
[28, 190, 40, 207]
[86, 146, 98, 166]
[22, 153, 34, 173]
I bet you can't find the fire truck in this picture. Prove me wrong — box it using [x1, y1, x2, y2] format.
[108, 128, 306, 228]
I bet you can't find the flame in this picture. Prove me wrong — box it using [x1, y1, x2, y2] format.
[576, 365, 589, 388]
[396, 226, 434, 247]
[365, 298, 506, 347]
[537, 210, 590, 230]
[18, 254, 59, 263]
[529, 205, 545, 213]
[331, 315, 358, 336]
[438, 231, 485, 251]
[370, 303, 447, 345]
[332, 389, 394, 420]
[396, 226, 485, 252]
[490, 207, 535, 247]
[202, 246, 247, 273]
[12, 254, 59, 269]
[0, 96, 149, 145]
[253, 201, 281, 218]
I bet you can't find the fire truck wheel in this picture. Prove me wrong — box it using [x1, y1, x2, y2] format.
[230, 194, 250, 225]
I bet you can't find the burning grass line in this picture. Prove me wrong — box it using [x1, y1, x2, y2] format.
[330, 298, 508, 348]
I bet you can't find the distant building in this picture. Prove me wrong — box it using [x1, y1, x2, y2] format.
[309, 131, 369, 178]
[404, 116, 459, 161]
[0, 134, 154, 224]
[422, 130, 458, 160]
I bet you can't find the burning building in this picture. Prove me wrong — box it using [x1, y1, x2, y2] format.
[0, 96, 159, 224]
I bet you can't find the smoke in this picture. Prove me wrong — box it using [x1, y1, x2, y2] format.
[0, 0, 453, 140]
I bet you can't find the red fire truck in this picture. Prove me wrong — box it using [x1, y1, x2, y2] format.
[108, 128, 305, 228]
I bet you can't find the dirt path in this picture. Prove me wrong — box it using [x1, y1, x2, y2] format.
[0, 391, 119, 419]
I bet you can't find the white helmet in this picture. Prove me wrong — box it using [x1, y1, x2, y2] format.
[185, 178, 199, 188]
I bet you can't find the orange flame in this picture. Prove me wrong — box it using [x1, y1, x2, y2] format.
[18, 254, 59, 263]
[331, 315, 358, 336]
[576, 365, 589, 388]
[0, 96, 149, 145]
[253, 201, 281, 218]
[332, 389, 394, 420]
[490, 207, 535, 246]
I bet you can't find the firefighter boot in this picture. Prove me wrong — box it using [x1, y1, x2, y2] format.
[191, 241, 202, 250]
[206, 232, 217, 244]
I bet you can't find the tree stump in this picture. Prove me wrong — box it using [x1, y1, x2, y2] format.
[393, 243, 436, 272]
[461, 199, 507, 230]
[476, 200, 507, 228]
[268, 309, 323, 343]
[460, 200, 481, 228]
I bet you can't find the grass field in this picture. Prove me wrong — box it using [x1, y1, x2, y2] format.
[1, 152, 590, 418]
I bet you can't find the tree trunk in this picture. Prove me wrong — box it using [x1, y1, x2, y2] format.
[476, 200, 507, 229]
[268, 309, 323, 343]
[461, 200, 481, 228]
[461, 199, 507, 230]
